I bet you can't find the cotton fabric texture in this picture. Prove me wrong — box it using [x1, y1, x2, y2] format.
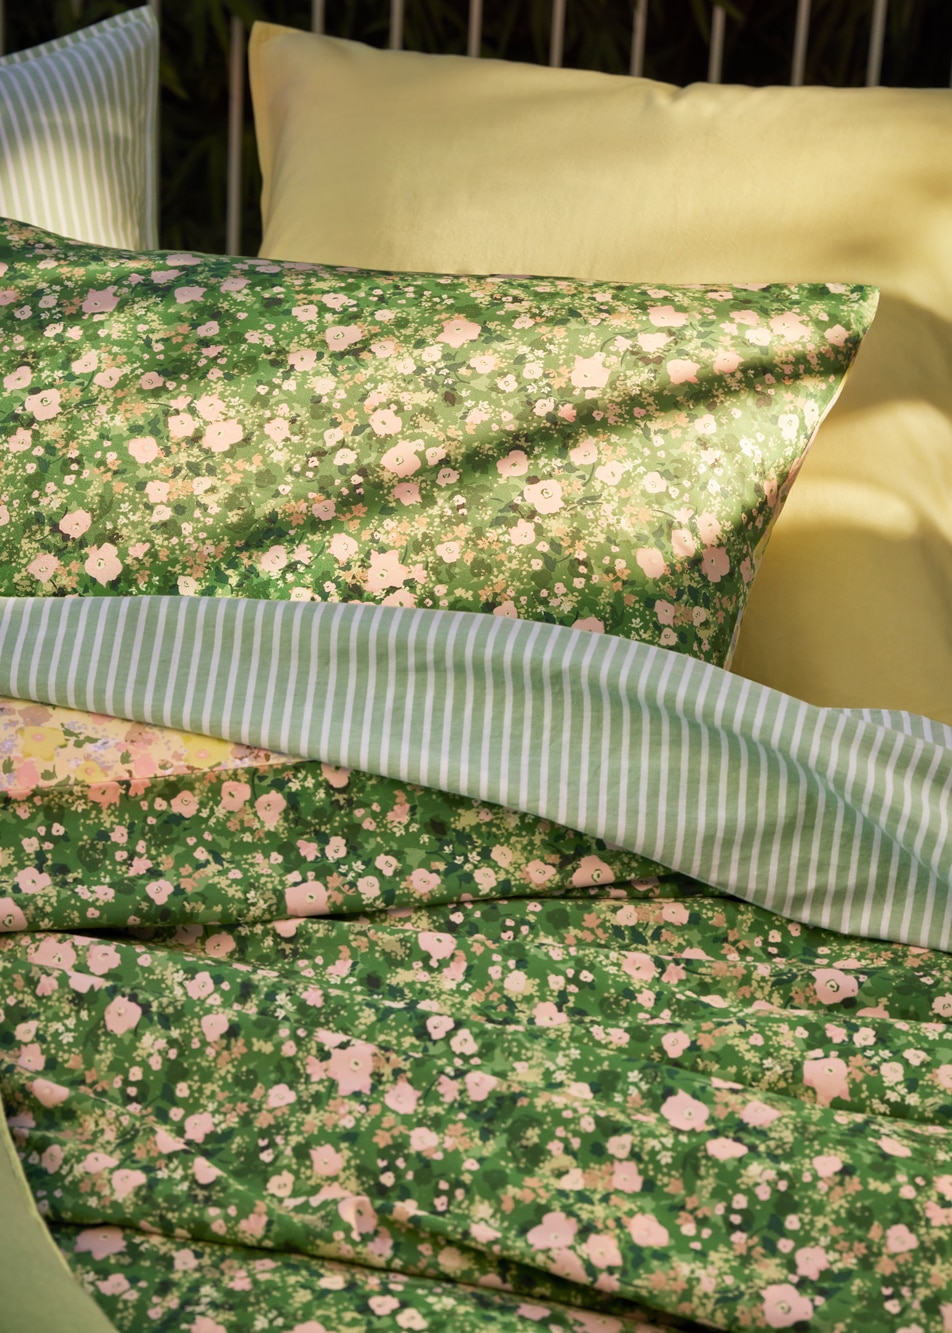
[0, 220, 874, 666]
[0, 8, 158, 251]
[249, 23, 952, 721]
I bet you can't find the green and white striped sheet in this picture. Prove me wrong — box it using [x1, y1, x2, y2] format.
[0, 7, 158, 250]
[2, 593, 951, 952]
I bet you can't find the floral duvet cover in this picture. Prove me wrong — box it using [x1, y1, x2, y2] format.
[1, 597, 951, 1333]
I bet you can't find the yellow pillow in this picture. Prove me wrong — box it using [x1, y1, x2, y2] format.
[250, 23, 952, 723]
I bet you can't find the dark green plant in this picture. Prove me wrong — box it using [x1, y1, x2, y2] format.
[5, 1, 949, 256]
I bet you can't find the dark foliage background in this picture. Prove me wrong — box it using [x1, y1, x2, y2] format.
[6, 1, 950, 256]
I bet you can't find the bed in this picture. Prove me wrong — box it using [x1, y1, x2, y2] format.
[1, 5, 952, 1332]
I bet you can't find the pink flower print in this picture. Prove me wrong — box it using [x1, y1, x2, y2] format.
[811, 1153, 843, 1177]
[288, 348, 317, 371]
[201, 1013, 229, 1043]
[649, 304, 688, 328]
[701, 547, 730, 583]
[366, 549, 410, 592]
[41, 1144, 63, 1174]
[436, 541, 462, 563]
[93, 366, 123, 389]
[27, 553, 58, 584]
[86, 943, 121, 975]
[145, 480, 169, 504]
[661, 1031, 690, 1059]
[533, 1000, 569, 1028]
[380, 442, 420, 476]
[410, 868, 440, 894]
[572, 617, 604, 634]
[584, 1233, 623, 1269]
[82, 286, 118, 314]
[393, 482, 420, 506]
[84, 543, 122, 586]
[8, 426, 33, 453]
[611, 1161, 643, 1193]
[338, 1194, 377, 1238]
[371, 339, 395, 358]
[803, 1056, 850, 1106]
[75, 1227, 126, 1259]
[621, 951, 658, 982]
[323, 765, 351, 790]
[570, 353, 611, 390]
[595, 460, 626, 486]
[493, 600, 519, 619]
[470, 353, 498, 373]
[326, 324, 362, 351]
[426, 1014, 454, 1040]
[437, 317, 481, 348]
[936, 1065, 952, 1091]
[16, 1043, 44, 1072]
[637, 331, 670, 353]
[220, 780, 251, 810]
[29, 1078, 69, 1107]
[184, 1112, 215, 1143]
[174, 285, 206, 303]
[28, 937, 77, 971]
[627, 1214, 669, 1247]
[761, 1284, 813, 1328]
[285, 879, 328, 916]
[189, 1318, 226, 1333]
[795, 1245, 829, 1280]
[713, 348, 742, 374]
[661, 902, 689, 925]
[523, 479, 564, 514]
[770, 311, 809, 341]
[25, 387, 62, 420]
[264, 417, 290, 443]
[192, 1158, 220, 1186]
[0, 899, 28, 932]
[103, 996, 142, 1036]
[825, 324, 848, 347]
[418, 930, 456, 962]
[527, 1211, 578, 1251]
[168, 411, 195, 439]
[203, 419, 242, 452]
[328, 1041, 376, 1095]
[311, 1144, 344, 1177]
[436, 466, 460, 486]
[508, 519, 536, 546]
[525, 860, 556, 885]
[170, 790, 198, 817]
[254, 790, 287, 827]
[636, 547, 667, 580]
[4, 363, 31, 389]
[876, 1135, 912, 1157]
[706, 1138, 748, 1161]
[409, 1126, 440, 1154]
[267, 1083, 297, 1110]
[666, 359, 699, 385]
[259, 545, 289, 574]
[569, 855, 614, 888]
[112, 1168, 147, 1200]
[660, 1090, 709, 1131]
[465, 1071, 498, 1102]
[206, 932, 234, 959]
[16, 868, 51, 894]
[497, 448, 529, 477]
[932, 993, 952, 1018]
[740, 1099, 782, 1127]
[813, 968, 859, 1005]
[671, 529, 697, 559]
[184, 972, 214, 1000]
[369, 408, 402, 436]
[642, 471, 667, 494]
[384, 1079, 421, 1115]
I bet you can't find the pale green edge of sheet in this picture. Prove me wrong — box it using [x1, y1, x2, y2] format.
[0, 1093, 116, 1332]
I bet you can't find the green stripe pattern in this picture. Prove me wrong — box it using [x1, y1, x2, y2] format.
[1, 593, 951, 951]
[0, 7, 158, 250]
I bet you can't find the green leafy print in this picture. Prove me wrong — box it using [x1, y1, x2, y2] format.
[0, 219, 876, 666]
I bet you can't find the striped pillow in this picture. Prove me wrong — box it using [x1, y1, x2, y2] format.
[0, 6, 158, 250]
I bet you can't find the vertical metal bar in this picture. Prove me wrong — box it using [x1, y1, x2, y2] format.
[790, 0, 811, 85]
[226, 15, 244, 257]
[707, 3, 726, 83]
[150, 0, 161, 23]
[630, 0, 647, 77]
[467, 0, 483, 58]
[389, 0, 404, 50]
[312, 0, 325, 35]
[549, 0, 566, 68]
[866, 0, 888, 86]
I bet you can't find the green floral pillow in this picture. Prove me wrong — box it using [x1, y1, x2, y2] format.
[0, 219, 876, 665]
